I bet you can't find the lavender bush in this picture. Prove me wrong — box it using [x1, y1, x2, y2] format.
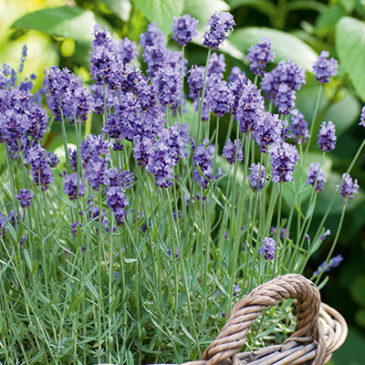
[0, 12, 364, 364]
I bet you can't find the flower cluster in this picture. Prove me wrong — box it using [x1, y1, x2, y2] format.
[314, 254, 343, 276]
[337, 173, 359, 200]
[172, 14, 198, 46]
[318, 121, 336, 152]
[312, 51, 338, 84]
[247, 38, 275, 76]
[203, 12, 235, 49]
[306, 163, 327, 191]
[270, 143, 299, 183]
[261, 60, 306, 114]
[259, 237, 276, 261]
[223, 139, 243, 164]
[16, 189, 34, 208]
[249, 163, 267, 191]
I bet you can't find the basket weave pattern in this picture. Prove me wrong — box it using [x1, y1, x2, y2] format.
[156, 274, 347, 365]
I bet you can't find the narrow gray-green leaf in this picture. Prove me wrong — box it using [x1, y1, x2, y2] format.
[229, 27, 317, 71]
[133, 0, 184, 37]
[11, 6, 110, 42]
[336, 17, 365, 101]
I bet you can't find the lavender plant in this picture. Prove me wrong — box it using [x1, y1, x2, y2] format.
[0, 12, 363, 365]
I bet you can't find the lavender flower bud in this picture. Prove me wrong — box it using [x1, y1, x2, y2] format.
[314, 254, 343, 276]
[247, 38, 275, 76]
[16, 189, 35, 208]
[313, 51, 338, 84]
[318, 121, 336, 152]
[270, 142, 299, 183]
[203, 12, 235, 50]
[249, 163, 267, 191]
[223, 139, 243, 164]
[172, 14, 198, 46]
[337, 173, 359, 200]
[306, 163, 327, 191]
[259, 237, 276, 261]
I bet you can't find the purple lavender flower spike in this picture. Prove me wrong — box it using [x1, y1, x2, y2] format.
[71, 221, 82, 236]
[208, 53, 226, 76]
[320, 229, 331, 241]
[81, 134, 111, 168]
[0, 213, 8, 236]
[207, 78, 233, 117]
[193, 140, 214, 189]
[270, 142, 299, 183]
[139, 22, 165, 49]
[233, 284, 241, 297]
[236, 80, 265, 133]
[306, 163, 326, 191]
[16, 189, 34, 208]
[359, 106, 365, 128]
[247, 38, 275, 76]
[84, 158, 107, 191]
[313, 51, 338, 84]
[117, 37, 139, 64]
[289, 109, 309, 144]
[253, 112, 282, 153]
[261, 60, 305, 114]
[228, 66, 246, 84]
[90, 84, 116, 115]
[187, 66, 205, 101]
[318, 121, 336, 152]
[249, 163, 267, 191]
[153, 65, 181, 109]
[223, 139, 243, 164]
[229, 73, 247, 117]
[64, 173, 85, 200]
[106, 186, 129, 224]
[172, 14, 198, 46]
[314, 254, 343, 276]
[203, 12, 235, 49]
[259, 237, 276, 261]
[133, 136, 154, 166]
[143, 45, 168, 77]
[337, 173, 359, 200]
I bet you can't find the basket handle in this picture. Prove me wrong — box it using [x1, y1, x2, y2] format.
[202, 274, 326, 365]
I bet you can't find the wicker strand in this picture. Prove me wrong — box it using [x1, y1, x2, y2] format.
[202, 274, 326, 365]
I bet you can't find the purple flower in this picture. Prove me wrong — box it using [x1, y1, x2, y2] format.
[208, 53, 226, 76]
[43, 66, 93, 123]
[153, 65, 181, 109]
[0, 213, 8, 236]
[106, 186, 129, 224]
[193, 140, 214, 189]
[261, 60, 306, 114]
[223, 139, 243, 164]
[249, 163, 267, 191]
[71, 221, 82, 236]
[270, 142, 299, 183]
[233, 284, 241, 297]
[24, 145, 54, 191]
[306, 163, 327, 191]
[105, 168, 134, 189]
[337, 173, 359, 200]
[305, 234, 310, 243]
[90, 84, 116, 115]
[64, 173, 85, 200]
[84, 158, 107, 191]
[133, 135, 154, 166]
[228, 66, 246, 84]
[259, 237, 276, 261]
[143, 45, 168, 77]
[16, 189, 34, 208]
[314, 254, 343, 276]
[117, 37, 139, 63]
[318, 121, 336, 152]
[359, 106, 365, 128]
[187, 66, 204, 100]
[207, 77, 233, 117]
[313, 51, 338, 84]
[247, 38, 275, 76]
[236, 80, 265, 133]
[172, 14, 198, 46]
[203, 12, 235, 49]
[81, 134, 111, 168]
[229, 73, 247, 117]
[139, 22, 165, 49]
[320, 229, 331, 241]
[289, 109, 309, 144]
[253, 112, 282, 153]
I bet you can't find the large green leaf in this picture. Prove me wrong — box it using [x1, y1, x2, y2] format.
[133, 0, 184, 37]
[11, 6, 110, 43]
[229, 27, 317, 71]
[336, 17, 365, 101]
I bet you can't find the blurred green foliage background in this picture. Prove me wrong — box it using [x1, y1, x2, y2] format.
[1, 0, 365, 363]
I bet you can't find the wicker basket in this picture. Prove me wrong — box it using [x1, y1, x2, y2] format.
[99, 274, 348, 365]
